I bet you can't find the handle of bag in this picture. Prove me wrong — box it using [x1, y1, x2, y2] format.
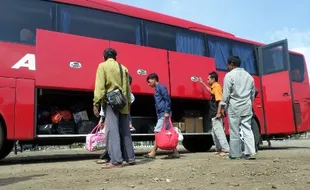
[161, 117, 172, 131]
[118, 62, 123, 86]
[90, 124, 103, 134]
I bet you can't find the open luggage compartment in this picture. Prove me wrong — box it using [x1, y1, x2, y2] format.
[36, 89, 99, 136]
[35, 88, 211, 139]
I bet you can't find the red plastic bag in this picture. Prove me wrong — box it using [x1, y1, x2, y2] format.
[155, 118, 179, 150]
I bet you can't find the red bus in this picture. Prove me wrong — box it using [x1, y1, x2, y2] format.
[0, 0, 309, 159]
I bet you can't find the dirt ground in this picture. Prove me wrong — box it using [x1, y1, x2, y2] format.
[1, 140, 310, 190]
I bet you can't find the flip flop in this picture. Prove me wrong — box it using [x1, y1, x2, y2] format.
[244, 155, 256, 160]
[143, 154, 156, 159]
[163, 153, 181, 159]
[96, 159, 110, 164]
[218, 152, 229, 156]
[101, 163, 123, 169]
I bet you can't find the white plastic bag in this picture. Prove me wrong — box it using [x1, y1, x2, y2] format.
[174, 127, 184, 142]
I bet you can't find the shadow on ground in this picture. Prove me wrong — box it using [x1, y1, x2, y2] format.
[0, 174, 47, 187]
[1, 143, 309, 165]
[0, 150, 189, 166]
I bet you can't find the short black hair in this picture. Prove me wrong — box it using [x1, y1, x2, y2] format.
[146, 73, 159, 82]
[103, 48, 117, 61]
[227, 56, 241, 67]
[128, 74, 132, 85]
[208, 71, 218, 82]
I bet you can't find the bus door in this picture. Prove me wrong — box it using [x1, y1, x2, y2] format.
[257, 39, 296, 134]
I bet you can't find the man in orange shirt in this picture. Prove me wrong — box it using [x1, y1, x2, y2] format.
[199, 72, 229, 156]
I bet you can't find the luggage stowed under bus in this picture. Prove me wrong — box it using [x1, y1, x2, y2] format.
[37, 105, 97, 135]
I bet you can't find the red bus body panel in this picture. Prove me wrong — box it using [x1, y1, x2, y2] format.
[110, 42, 170, 94]
[261, 72, 295, 134]
[169, 52, 215, 99]
[14, 79, 35, 140]
[0, 77, 16, 139]
[36, 30, 109, 91]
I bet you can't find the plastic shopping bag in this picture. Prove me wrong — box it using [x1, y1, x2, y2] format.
[85, 124, 105, 152]
[174, 127, 184, 142]
[155, 118, 179, 150]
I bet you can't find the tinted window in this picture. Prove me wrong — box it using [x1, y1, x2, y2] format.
[262, 46, 286, 75]
[58, 4, 142, 45]
[176, 31, 206, 56]
[207, 36, 230, 70]
[290, 53, 305, 82]
[144, 21, 176, 51]
[231, 42, 258, 75]
[144, 21, 206, 56]
[0, 0, 55, 45]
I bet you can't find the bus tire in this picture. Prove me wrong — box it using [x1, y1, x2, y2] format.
[182, 135, 213, 152]
[251, 118, 261, 152]
[0, 121, 14, 160]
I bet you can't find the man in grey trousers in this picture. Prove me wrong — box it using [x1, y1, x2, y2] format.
[221, 56, 256, 160]
[199, 71, 229, 156]
[93, 48, 135, 169]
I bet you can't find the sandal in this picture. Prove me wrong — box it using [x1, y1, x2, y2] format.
[96, 159, 110, 164]
[143, 154, 156, 159]
[101, 163, 123, 169]
[215, 152, 221, 155]
[218, 152, 229, 156]
[164, 154, 180, 159]
[244, 154, 256, 160]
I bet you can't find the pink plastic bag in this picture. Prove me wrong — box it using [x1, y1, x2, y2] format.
[155, 118, 179, 150]
[85, 125, 105, 152]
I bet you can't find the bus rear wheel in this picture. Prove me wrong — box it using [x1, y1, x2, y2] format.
[251, 118, 261, 152]
[0, 122, 14, 160]
[182, 135, 213, 152]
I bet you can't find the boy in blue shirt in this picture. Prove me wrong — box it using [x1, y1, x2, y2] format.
[144, 73, 179, 159]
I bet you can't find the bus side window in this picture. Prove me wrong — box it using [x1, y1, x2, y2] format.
[0, 0, 55, 45]
[57, 4, 142, 45]
[143, 21, 206, 56]
[207, 36, 230, 70]
[231, 42, 258, 75]
[289, 53, 305, 83]
[262, 48, 286, 75]
[143, 21, 177, 51]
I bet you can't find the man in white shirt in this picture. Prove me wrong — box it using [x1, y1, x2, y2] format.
[221, 56, 256, 160]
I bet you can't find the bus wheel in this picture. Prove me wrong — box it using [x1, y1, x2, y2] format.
[251, 118, 261, 152]
[0, 122, 14, 160]
[182, 136, 213, 152]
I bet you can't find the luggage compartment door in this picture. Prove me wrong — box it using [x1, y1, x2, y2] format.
[109, 41, 169, 95]
[36, 29, 109, 90]
[169, 51, 216, 99]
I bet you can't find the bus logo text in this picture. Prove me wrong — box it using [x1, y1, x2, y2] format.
[11, 54, 36, 71]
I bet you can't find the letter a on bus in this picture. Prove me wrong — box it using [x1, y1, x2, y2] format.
[11, 53, 36, 71]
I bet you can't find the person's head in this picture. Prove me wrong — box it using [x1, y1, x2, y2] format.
[227, 56, 241, 71]
[128, 74, 132, 85]
[207, 71, 218, 85]
[146, 73, 159, 88]
[20, 29, 34, 43]
[103, 48, 117, 61]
